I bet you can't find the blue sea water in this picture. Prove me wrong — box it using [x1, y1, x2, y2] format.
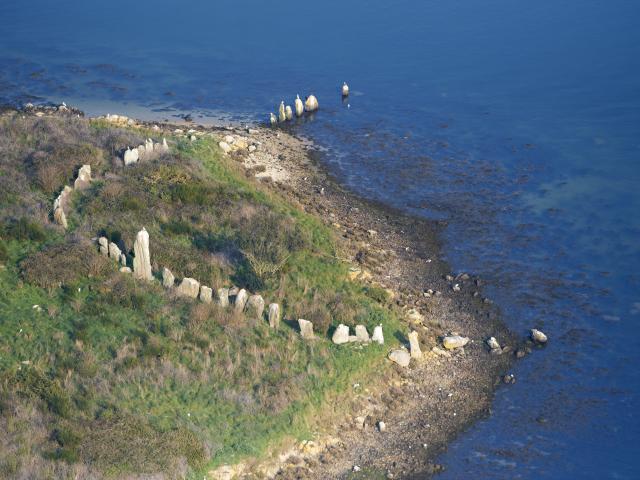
[1, 0, 639, 478]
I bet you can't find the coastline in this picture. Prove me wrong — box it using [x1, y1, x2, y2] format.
[4, 104, 518, 479]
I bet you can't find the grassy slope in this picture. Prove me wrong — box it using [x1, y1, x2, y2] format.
[0, 115, 402, 479]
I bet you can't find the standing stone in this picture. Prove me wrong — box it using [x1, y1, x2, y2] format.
[108, 242, 121, 262]
[200, 286, 213, 303]
[355, 325, 370, 342]
[217, 288, 229, 307]
[123, 147, 139, 166]
[119, 253, 127, 267]
[234, 289, 248, 312]
[332, 324, 350, 344]
[162, 267, 175, 288]
[372, 325, 384, 345]
[145, 139, 154, 156]
[298, 319, 314, 339]
[137, 144, 146, 160]
[74, 164, 92, 191]
[176, 278, 200, 298]
[132, 228, 153, 281]
[245, 295, 265, 318]
[388, 349, 411, 367]
[408, 331, 422, 359]
[268, 303, 280, 328]
[53, 207, 67, 229]
[98, 237, 109, 257]
[161, 138, 169, 152]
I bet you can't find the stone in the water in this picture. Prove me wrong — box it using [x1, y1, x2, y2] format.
[305, 94, 319, 112]
[268, 303, 280, 328]
[123, 147, 139, 166]
[531, 328, 548, 344]
[234, 289, 248, 312]
[298, 319, 314, 339]
[162, 267, 175, 288]
[295, 95, 304, 117]
[133, 228, 153, 281]
[74, 164, 92, 191]
[245, 294, 265, 318]
[98, 237, 109, 257]
[355, 325, 370, 342]
[408, 331, 422, 359]
[285, 105, 293, 121]
[217, 288, 229, 307]
[443, 335, 470, 350]
[219, 141, 232, 153]
[200, 285, 213, 303]
[372, 325, 384, 345]
[108, 242, 121, 262]
[487, 336, 502, 353]
[176, 277, 200, 298]
[332, 324, 350, 344]
[388, 349, 411, 367]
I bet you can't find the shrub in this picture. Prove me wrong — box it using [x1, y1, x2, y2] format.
[0, 240, 7, 263]
[2, 216, 47, 242]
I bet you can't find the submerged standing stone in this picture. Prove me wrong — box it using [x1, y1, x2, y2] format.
[162, 268, 175, 288]
[298, 319, 314, 339]
[245, 295, 265, 318]
[132, 228, 153, 281]
[372, 325, 384, 345]
[408, 331, 422, 359]
[177, 277, 200, 298]
[200, 285, 213, 303]
[98, 237, 109, 257]
[217, 288, 229, 307]
[332, 324, 350, 344]
[268, 303, 280, 329]
[355, 325, 370, 343]
[234, 289, 248, 312]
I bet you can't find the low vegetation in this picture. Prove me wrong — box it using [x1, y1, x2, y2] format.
[0, 114, 402, 478]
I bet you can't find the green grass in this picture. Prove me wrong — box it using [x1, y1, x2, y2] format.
[0, 115, 403, 479]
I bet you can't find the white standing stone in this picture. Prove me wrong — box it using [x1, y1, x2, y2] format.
[443, 335, 470, 350]
[355, 325, 370, 343]
[531, 329, 548, 344]
[176, 277, 200, 298]
[74, 164, 92, 191]
[53, 207, 67, 229]
[200, 285, 213, 303]
[119, 253, 127, 267]
[217, 288, 229, 307]
[246, 294, 265, 318]
[132, 228, 153, 281]
[137, 144, 146, 160]
[408, 331, 422, 359]
[388, 349, 411, 367]
[234, 289, 248, 312]
[295, 95, 304, 117]
[162, 267, 175, 288]
[161, 138, 169, 152]
[145, 139, 154, 156]
[98, 237, 109, 257]
[123, 147, 139, 166]
[332, 324, 350, 344]
[285, 105, 293, 121]
[268, 303, 280, 328]
[108, 242, 121, 261]
[372, 325, 384, 345]
[298, 319, 314, 339]
[305, 94, 319, 112]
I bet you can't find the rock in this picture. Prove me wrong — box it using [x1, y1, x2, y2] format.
[278, 101, 286, 122]
[224, 135, 235, 144]
[431, 346, 452, 358]
[136, 144, 146, 160]
[108, 242, 121, 261]
[200, 285, 213, 303]
[408, 331, 422, 359]
[377, 421, 386, 433]
[119, 266, 132, 273]
[406, 308, 424, 323]
[268, 303, 280, 328]
[443, 335, 470, 350]
[332, 324, 350, 344]
[162, 267, 175, 288]
[305, 94, 319, 112]
[372, 325, 384, 344]
[161, 138, 169, 152]
[270, 113, 277, 125]
[234, 289, 248, 312]
[355, 325, 370, 342]
[245, 294, 265, 318]
[132, 228, 153, 281]
[285, 105, 293, 121]
[531, 328, 548, 344]
[119, 253, 127, 267]
[348, 335, 359, 343]
[53, 185, 72, 214]
[74, 164, 92, 191]
[98, 237, 109, 257]
[298, 319, 314, 339]
[53, 207, 67, 229]
[342, 82, 350, 97]
[354, 416, 366, 430]
[248, 145, 257, 153]
[217, 288, 229, 307]
[388, 349, 411, 367]
[487, 337, 502, 353]
[145, 139, 154, 156]
[228, 286, 239, 296]
[176, 277, 200, 298]
[123, 147, 139, 166]
[452, 283, 461, 292]
[219, 141, 232, 153]
[295, 95, 304, 116]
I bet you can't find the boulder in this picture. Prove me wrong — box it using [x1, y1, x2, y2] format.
[53, 185, 72, 213]
[177, 277, 200, 298]
[298, 319, 314, 339]
[224, 135, 235, 144]
[245, 294, 265, 318]
[408, 331, 422, 359]
[137, 144, 146, 160]
[74, 164, 92, 191]
[388, 349, 411, 367]
[268, 303, 280, 328]
[443, 335, 469, 350]
[162, 268, 175, 288]
[98, 237, 109, 257]
[200, 285, 213, 303]
[332, 324, 350, 344]
[305, 95, 319, 112]
[123, 147, 139, 166]
[217, 288, 229, 307]
[234, 289, 248, 312]
[487, 337, 502, 353]
[119, 266, 132, 273]
[355, 325, 370, 342]
[219, 141, 232, 154]
[531, 329, 548, 344]
[108, 242, 121, 262]
[132, 228, 153, 281]
[372, 325, 384, 345]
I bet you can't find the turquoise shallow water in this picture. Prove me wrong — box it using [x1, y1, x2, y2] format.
[1, 0, 639, 477]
